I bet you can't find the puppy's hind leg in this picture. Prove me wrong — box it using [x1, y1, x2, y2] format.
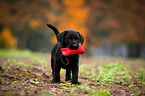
[51, 57, 55, 82]
[51, 57, 61, 83]
[53, 66, 61, 83]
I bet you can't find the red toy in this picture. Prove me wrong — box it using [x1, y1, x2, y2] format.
[61, 45, 85, 56]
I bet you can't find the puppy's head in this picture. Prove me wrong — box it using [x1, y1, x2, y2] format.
[57, 30, 84, 49]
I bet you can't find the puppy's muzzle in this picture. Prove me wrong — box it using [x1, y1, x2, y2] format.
[70, 43, 79, 50]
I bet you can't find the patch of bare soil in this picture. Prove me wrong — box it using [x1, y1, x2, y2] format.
[0, 56, 145, 96]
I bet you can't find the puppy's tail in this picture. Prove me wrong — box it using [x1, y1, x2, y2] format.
[47, 24, 59, 36]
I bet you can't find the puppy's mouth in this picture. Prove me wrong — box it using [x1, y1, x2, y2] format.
[69, 44, 79, 50]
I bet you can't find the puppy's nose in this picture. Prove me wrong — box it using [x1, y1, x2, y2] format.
[73, 44, 78, 47]
[71, 43, 79, 50]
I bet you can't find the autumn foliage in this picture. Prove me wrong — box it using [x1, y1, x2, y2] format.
[87, 0, 145, 46]
[0, 28, 17, 49]
[0, 0, 145, 57]
[49, 0, 89, 48]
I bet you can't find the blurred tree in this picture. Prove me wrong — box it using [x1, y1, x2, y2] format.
[87, 0, 145, 57]
[49, 0, 89, 48]
[0, 28, 17, 48]
[0, 0, 54, 51]
[0, 0, 145, 57]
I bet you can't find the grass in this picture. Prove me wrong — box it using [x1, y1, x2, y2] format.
[0, 49, 49, 57]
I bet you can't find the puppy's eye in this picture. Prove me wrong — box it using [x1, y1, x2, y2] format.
[75, 37, 79, 40]
[68, 37, 73, 40]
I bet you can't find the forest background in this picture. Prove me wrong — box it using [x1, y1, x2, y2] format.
[0, 0, 145, 58]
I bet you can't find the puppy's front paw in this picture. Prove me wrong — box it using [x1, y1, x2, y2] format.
[71, 81, 81, 85]
[65, 78, 71, 81]
[52, 80, 60, 83]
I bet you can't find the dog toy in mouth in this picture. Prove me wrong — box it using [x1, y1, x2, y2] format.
[61, 45, 85, 56]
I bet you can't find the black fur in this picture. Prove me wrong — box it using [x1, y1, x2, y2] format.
[47, 24, 84, 84]
[47, 24, 59, 36]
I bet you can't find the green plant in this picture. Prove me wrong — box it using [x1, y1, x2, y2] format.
[135, 68, 145, 84]
[70, 84, 96, 95]
[80, 64, 89, 74]
[60, 69, 65, 76]
[96, 88, 111, 96]
[30, 79, 40, 85]
[13, 81, 22, 84]
[31, 58, 47, 65]
[97, 62, 131, 84]
[2, 71, 8, 77]
[136, 68, 145, 74]
[7, 59, 17, 64]
[86, 62, 132, 84]
[16, 62, 26, 67]
[2, 59, 31, 69]
[95, 72, 115, 84]
[59, 82, 71, 86]
[70, 84, 112, 96]
[97, 62, 130, 76]
[87, 71, 97, 79]
[2, 59, 17, 69]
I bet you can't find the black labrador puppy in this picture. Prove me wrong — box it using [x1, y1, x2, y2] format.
[47, 24, 84, 84]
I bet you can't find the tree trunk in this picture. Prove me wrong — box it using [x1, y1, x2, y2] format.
[128, 43, 141, 58]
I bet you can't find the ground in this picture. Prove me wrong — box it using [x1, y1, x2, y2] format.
[0, 50, 145, 96]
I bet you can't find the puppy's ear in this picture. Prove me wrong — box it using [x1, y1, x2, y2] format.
[77, 32, 84, 45]
[57, 31, 68, 45]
